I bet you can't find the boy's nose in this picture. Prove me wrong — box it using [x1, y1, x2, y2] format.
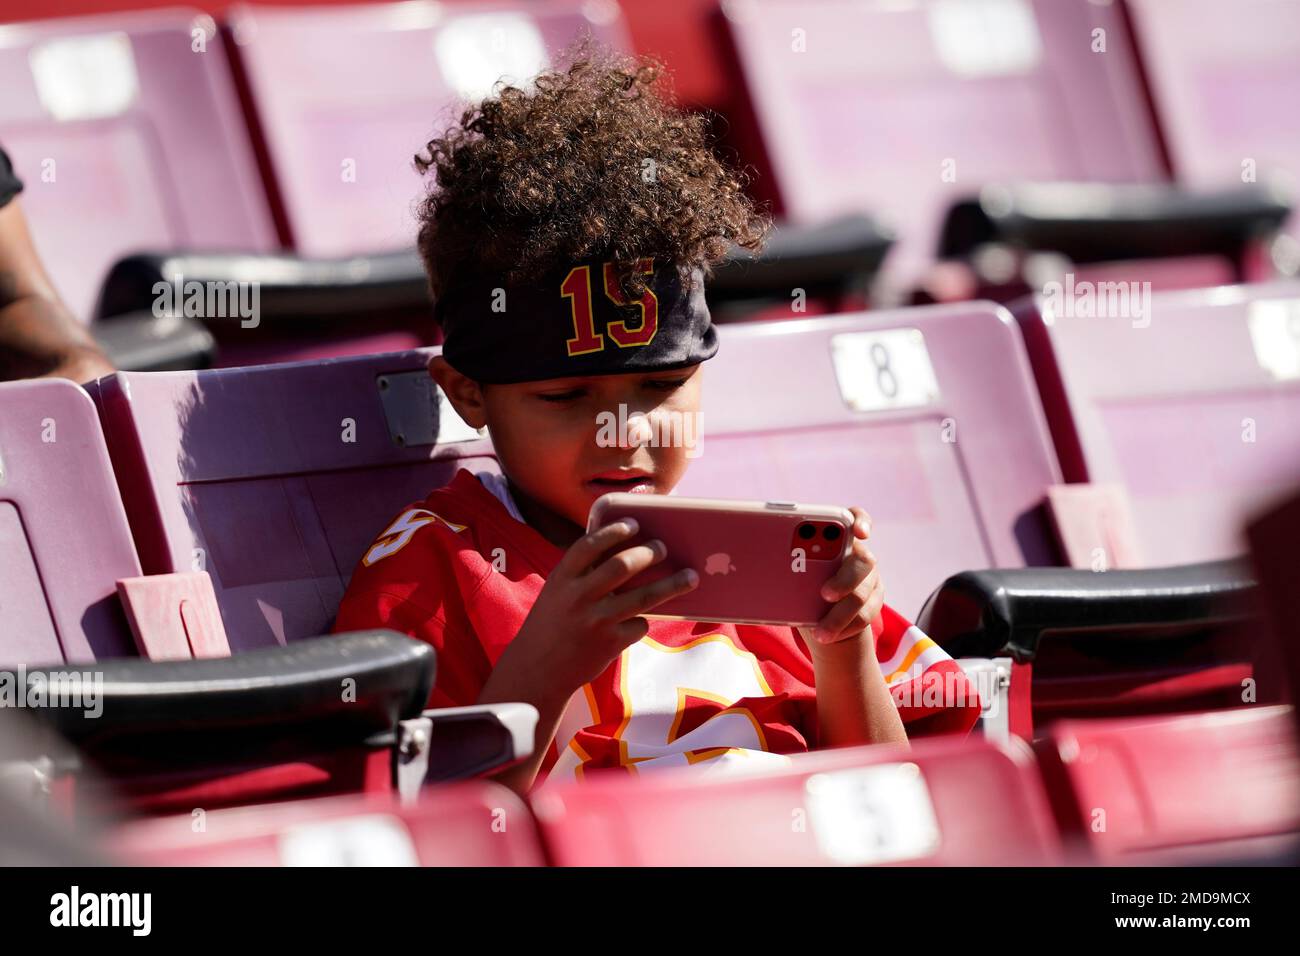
[615, 411, 655, 448]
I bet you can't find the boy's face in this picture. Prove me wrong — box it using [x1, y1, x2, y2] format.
[431, 357, 704, 544]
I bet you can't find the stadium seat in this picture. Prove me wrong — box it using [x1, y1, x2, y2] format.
[225, 0, 632, 257]
[92, 349, 492, 649]
[678, 301, 1063, 617]
[722, 0, 1166, 292]
[532, 736, 1063, 865]
[111, 783, 546, 866]
[0, 9, 276, 322]
[1125, 0, 1300, 258]
[1034, 705, 1300, 863]
[8, 631, 539, 816]
[918, 560, 1269, 737]
[95, 249, 436, 369]
[218, 2, 890, 328]
[1013, 280, 1300, 566]
[927, 182, 1290, 304]
[0, 377, 535, 815]
[0, 378, 139, 666]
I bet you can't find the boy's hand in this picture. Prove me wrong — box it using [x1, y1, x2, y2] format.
[809, 506, 883, 646]
[508, 519, 699, 695]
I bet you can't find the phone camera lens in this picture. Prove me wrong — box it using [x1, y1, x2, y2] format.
[822, 525, 842, 541]
[798, 523, 816, 540]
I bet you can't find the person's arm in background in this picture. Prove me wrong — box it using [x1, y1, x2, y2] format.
[0, 196, 114, 384]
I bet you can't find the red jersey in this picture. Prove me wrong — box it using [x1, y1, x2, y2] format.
[334, 469, 981, 789]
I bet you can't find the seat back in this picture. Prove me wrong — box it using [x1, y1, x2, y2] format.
[1126, 0, 1300, 240]
[533, 737, 1062, 865]
[1016, 280, 1300, 565]
[0, 379, 139, 666]
[723, 0, 1165, 287]
[113, 784, 545, 865]
[687, 303, 1063, 615]
[227, 0, 631, 256]
[95, 349, 496, 650]
[1035, 705, 1300, 862]
[0, 9, 276, 320]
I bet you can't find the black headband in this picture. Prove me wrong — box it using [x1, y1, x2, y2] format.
[434, 258, 717, 384]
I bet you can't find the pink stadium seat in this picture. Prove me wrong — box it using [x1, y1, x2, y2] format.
[679, 302, 1064, 616]
[113, 782, 545, 865]
[226, 0, 632, 256]
[94, 349, 495, 650]
[0, 378, 138, 666]
[532, 736, 1063, 865]
[1126, 0, 1300, 246]
[0, 9, 276, 321]
[1014, 280, 1300, 566]
[723, 0, 1165, 290]
[1035, 706, 1300, 862]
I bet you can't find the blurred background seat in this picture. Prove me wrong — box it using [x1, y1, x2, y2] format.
[1013, 280, 1300, 567]
[0, 9, 276, 323]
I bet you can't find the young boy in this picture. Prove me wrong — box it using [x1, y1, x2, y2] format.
[334, 48, 980, 796]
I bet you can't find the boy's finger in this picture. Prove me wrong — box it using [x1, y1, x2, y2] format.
[613, 616, 652, 644]
[848, 506, 873, 539]
[813, 587, 867, 643]
[583, 539, 668, 596]
[561, 518, 640, 576]
[819, 544, 875, 601]
[606, 567, 699, 620]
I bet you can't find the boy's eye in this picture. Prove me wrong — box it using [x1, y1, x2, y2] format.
[647, 377, 689, 392]
[537, 389, 585, 403]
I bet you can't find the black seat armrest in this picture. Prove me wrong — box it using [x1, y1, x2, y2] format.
[938, 183, 1291, 264]
[709, 213, 894, 302]
[917, 560, 1260, 661]
[96, 249, 432, 331]
[91, 310, 216, 371]
[9, 631, 434, 767]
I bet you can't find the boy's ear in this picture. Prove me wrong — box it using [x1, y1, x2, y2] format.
[428, 355, 488, 429]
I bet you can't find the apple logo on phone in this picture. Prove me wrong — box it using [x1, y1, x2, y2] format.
[705, 553, 737, 576]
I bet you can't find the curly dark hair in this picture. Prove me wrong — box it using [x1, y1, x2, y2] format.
[413, 42, 770, 302]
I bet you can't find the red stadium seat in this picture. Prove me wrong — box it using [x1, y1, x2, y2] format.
[678, 302, 1063, 617]
[0, 378, 139, 665]
[1034, 705, 1300, 862]
[0, 9, 276, 322]
[112, 782, 545, 866]
[722, 0, 1165, 291]
[93, 349, 492, 649]
[1013, 280, 1300, 566]
[532, 736, 1063, 865]
[226, 0, 631, 257]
